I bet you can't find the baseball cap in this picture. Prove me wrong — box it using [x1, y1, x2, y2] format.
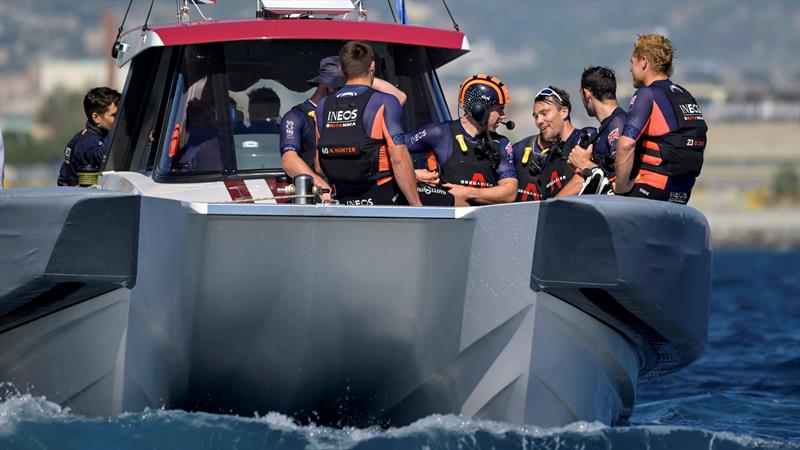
[307, 56, 345, 88]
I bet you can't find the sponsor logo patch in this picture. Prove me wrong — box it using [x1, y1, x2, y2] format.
[326, 109, 359, 128]
[669, 191, 689, 204]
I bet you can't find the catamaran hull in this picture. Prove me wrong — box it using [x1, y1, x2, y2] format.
[0, 189, 710, 427]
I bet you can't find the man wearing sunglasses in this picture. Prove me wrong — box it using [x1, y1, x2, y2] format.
[611, 34, 707, 203]
[511, 86, 596, 201]
[405, 74, 518, 206]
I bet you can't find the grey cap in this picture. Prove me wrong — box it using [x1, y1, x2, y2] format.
[307, 56, 345, 88]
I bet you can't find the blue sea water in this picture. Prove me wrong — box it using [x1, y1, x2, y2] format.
[1, 249, 798, 449]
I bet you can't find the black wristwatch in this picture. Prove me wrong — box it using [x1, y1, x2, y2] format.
[581, 168, 599, 178]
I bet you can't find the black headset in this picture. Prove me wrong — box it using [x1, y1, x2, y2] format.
[468, 101, 487, 124]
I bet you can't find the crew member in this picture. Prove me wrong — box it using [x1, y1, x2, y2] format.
[510, 86, 595, 201]
[57, 87, 121, 186]
[406, 74, 517, 206]
[281, 57, 345, 194]
[282, 56, 408, 199]
[570, 67, 627, 174]
[613, 34, 708, 203]
[315, 41, 421, 206]
[566, 67, 628, 196]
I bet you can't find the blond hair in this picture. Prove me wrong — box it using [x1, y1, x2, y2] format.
[633, 34, 674, 77]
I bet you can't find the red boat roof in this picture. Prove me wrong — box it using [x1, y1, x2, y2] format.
[116, 19, 469, 67]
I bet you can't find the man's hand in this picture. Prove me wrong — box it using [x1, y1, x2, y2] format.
[415, 169, 440, 185]
[443, 178, 517, 205]
[282, 152, 329, 189]
[567, 144, 598, 171]
[388, 144, 422, 206]
[443, 183, 475, 206]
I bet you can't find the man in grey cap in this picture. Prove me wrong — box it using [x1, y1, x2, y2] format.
[279, 56, 345, 193]
[280, 56, 407, 195]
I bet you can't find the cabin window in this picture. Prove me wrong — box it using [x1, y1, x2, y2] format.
[106, 48, 176, 173]
[156, 45, 226, 177]
[152, 40, 451, 181]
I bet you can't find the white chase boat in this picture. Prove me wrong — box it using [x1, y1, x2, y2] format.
[0, 0, 711, 427]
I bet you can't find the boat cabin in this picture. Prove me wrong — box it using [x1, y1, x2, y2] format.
[103, 10, 469, 200]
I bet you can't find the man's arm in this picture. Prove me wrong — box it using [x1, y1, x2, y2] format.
[377, 94, 420, 205]
[281, 152, 330, 190]
[388, 144, 422, 206]
[444, 178, 518, 205]
[372, 78, 407, 106]
[555, 170, 584, 197]
[614, 136, 637, 193]
[615, 89, 652, 193]
[279, 107, 331, 190]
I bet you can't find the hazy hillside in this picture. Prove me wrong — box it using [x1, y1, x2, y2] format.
[2, 0, 798, 80]
[1, 0, 798, 129]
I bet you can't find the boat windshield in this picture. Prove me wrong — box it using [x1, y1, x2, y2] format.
[142, 39, 448, 180]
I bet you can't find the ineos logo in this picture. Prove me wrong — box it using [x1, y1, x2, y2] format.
[328, 109, 359, 122]
[679, 103, 702, 114]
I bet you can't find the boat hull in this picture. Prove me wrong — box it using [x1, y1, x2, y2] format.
[0, 189, 711, 427]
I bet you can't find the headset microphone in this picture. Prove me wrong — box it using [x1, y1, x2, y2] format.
[501, 120, 515, 130]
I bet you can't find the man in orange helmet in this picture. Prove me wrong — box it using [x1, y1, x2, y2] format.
[406, 74, 518, 206]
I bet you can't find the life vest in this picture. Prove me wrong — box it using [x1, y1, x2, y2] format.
[514, 135, 546, 202]
[531, 129, 586, 199]
[638, 82, 707, 179]
[317, 88, 389, 184]
[291, 102, 318, 169]
[439, 120, 498, 188]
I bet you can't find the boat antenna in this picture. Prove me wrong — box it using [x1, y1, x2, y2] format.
[111, 0, 135, 58]
[142, 0, 156, 39]
[441, 0, 459, 31]
[386, 0, 397, 23]
[177, 0, 190, 23]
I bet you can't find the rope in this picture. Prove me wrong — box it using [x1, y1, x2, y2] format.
[441, 0, 459, 31]
[115, 0, 135, 42]
[386, 0, 397, 23]
[142, 0, 156, 34]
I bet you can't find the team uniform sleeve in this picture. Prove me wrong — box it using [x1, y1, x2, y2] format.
[496, 137, 516, 180]
[622, 88, 654, 141]
[279, 108, 305, 156]
[379, 94, 406, 146]
[607, 114, 627, 154]
[405, 123, 447, 154]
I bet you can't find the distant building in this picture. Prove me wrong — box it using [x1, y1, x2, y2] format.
[0, 59, 128, 134]
[39, 58, 127, 95]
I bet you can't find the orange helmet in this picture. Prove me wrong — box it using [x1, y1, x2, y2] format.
[458, 74, 510, 123]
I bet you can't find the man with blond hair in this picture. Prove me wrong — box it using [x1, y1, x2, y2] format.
[613, 34, 708, 204]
